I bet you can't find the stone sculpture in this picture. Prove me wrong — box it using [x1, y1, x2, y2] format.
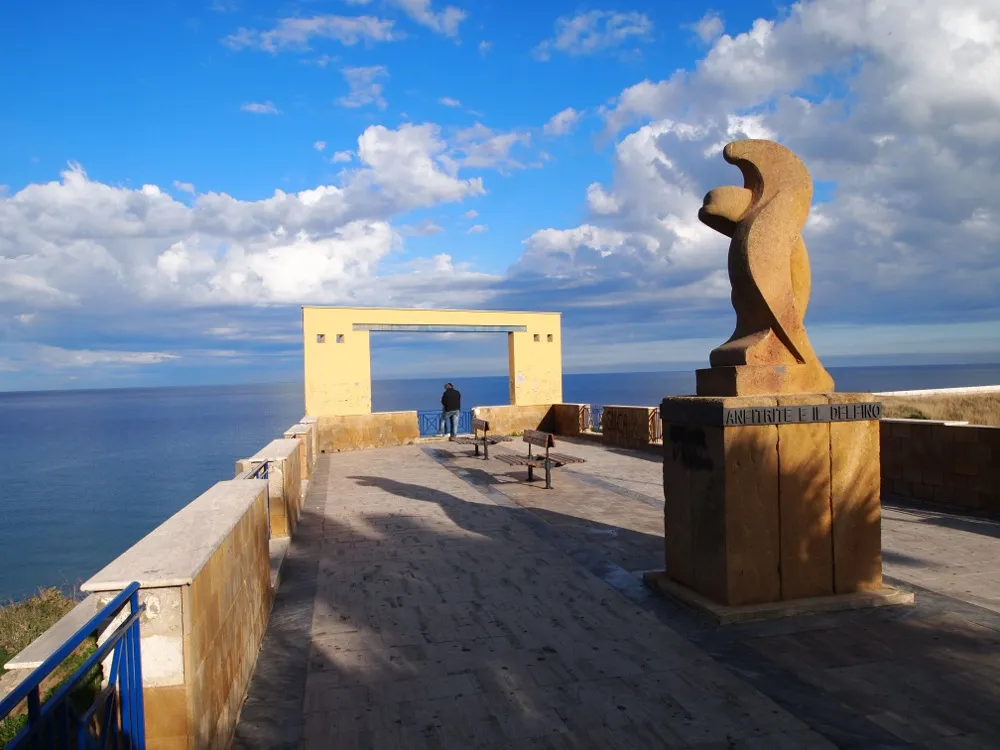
[696, 139, 834, 396]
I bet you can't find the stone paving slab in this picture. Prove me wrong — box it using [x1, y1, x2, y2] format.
[236, 440, 1000, 750]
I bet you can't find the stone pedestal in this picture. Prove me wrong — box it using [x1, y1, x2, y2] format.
[655, 393, 894, 611]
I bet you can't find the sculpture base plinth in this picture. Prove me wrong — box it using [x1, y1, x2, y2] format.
[696, 364, 833, 397]
[642, 572, 913, 625]
[659, 393, 885, 610]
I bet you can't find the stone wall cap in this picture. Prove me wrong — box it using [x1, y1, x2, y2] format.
[81, 479, 266, 592]
[5, 595, 100, 670]
[875, 385, 1000, 397]
[299, 416, 318, 424]
[321, 410, 417, 417]
[283, 424, 311, 436]
[251, 438, 301, 461]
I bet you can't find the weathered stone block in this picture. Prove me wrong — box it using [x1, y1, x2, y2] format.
[551, 403, 588, 436]
[471, 404, 554, 436]
[776, 394, 833, 599]
[317, 411, 420, 452]
[603, 405, 659, 449]
[661, 392, 882, 607]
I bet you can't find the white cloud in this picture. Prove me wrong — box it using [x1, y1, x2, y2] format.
[462, 209, 478, 219]
[400, 218, 444, 236]
[438, 97, 462, 108]
[467, 224, 487, 234]
[331, 150, 354, 163]
[543, 107, 582, 136]
[0, 125, 486, 313]
[691, 12, 724, 43]
[240, 101, 280, 115]
[224, 15, 398, 52]
[388, 0, 466, 37]
[478, 40, 493, 55]
[534, 10, 653, 61]
[518, 0, 1000, 341]
[172, 180, 196, 194]
[337, 65, 388, 109]
[452, 123, 533, 172]
[15, 313, 35, 324]
[313, 141, 327, 151]
[35, 345, 178, 368]
[305, 54, 337, 68]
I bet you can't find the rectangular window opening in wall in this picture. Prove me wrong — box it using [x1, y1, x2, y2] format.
[547, 334, 553, 342]
[336, 334, 345, 343]
[316, 334, 325, 343]
[533, 334, 540, 342]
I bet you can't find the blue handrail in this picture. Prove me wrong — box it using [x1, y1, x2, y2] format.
[589, 405, 604, 433]
[416, 409, 472, 437]
[246, 460, 268, 480]
[1, 582, 146, 749]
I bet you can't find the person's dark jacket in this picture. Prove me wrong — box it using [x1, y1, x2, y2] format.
[441, 388, 461, 412]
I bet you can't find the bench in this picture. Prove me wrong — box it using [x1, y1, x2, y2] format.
[451, 418, 511, 459]
[494, 429, 585, 488]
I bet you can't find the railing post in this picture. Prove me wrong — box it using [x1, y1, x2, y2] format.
[131, 590, 146, 750]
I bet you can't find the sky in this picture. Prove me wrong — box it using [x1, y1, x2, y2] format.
[1, 0, 999, 391]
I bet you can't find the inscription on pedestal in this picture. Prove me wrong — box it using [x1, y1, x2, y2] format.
[723, 402, 881, 426]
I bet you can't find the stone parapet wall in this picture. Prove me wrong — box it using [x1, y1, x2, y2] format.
[12, 416, 323, 749]
[316, 411, 420, 452]
[881, 419, 1000, 512]
[236, 438, 303, 538]
[550, 404, 589, 436]
[83, 480, 271, 750]
[472, 404, 554, 436]
[283, 422, 315, 481]
[185, 491, 272, 749]
[602, 405, 661, 451]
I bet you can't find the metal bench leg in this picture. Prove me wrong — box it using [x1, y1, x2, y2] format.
[484, 439, 489, 460]
[544, 459, 552, 489]
[527, 465, 534, 482]
[474, 441, 480, 457]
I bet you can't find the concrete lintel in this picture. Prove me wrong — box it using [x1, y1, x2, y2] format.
[353, 323, 528, 333]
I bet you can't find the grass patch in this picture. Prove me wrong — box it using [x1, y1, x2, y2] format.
[882, 393, 1000, 426]
[0, 588, 101, 744]
[0, 588, 76, 677]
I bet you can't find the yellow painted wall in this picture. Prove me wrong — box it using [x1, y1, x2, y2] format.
[303, 307, 563, 416]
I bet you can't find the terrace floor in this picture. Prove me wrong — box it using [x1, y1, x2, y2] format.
[233, 438, 1000, 749]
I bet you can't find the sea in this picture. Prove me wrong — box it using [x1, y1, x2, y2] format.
[2, 363, 1000, 602]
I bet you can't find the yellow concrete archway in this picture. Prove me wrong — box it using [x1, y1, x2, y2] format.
[302, 306, 563, 417]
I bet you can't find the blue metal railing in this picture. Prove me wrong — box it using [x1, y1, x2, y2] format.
[588, 405, 604, 433]
[246, 461, 268, 480]
[0, 582, 145, 749]
[417, 409, 472, 437]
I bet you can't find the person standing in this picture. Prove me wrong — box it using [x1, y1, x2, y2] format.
[440, 383, 461, 440]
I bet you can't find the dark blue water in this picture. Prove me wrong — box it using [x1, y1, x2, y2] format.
[2, 363, 999, 601]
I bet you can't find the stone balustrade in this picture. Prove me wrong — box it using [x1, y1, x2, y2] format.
[315, 410, 420, 452]
[284, 422, 316, 481]
[5, 415, 320, 749]
[881, 418, 1000, 512]
[550, 403, 590, 436]
[470, 404, 556, 435]
[235, 438, 303, 538]
[600, 405, 661, 451]
[81, 479, 271, 750]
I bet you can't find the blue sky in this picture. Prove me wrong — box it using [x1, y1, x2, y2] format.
[1, 0, 999, 391]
